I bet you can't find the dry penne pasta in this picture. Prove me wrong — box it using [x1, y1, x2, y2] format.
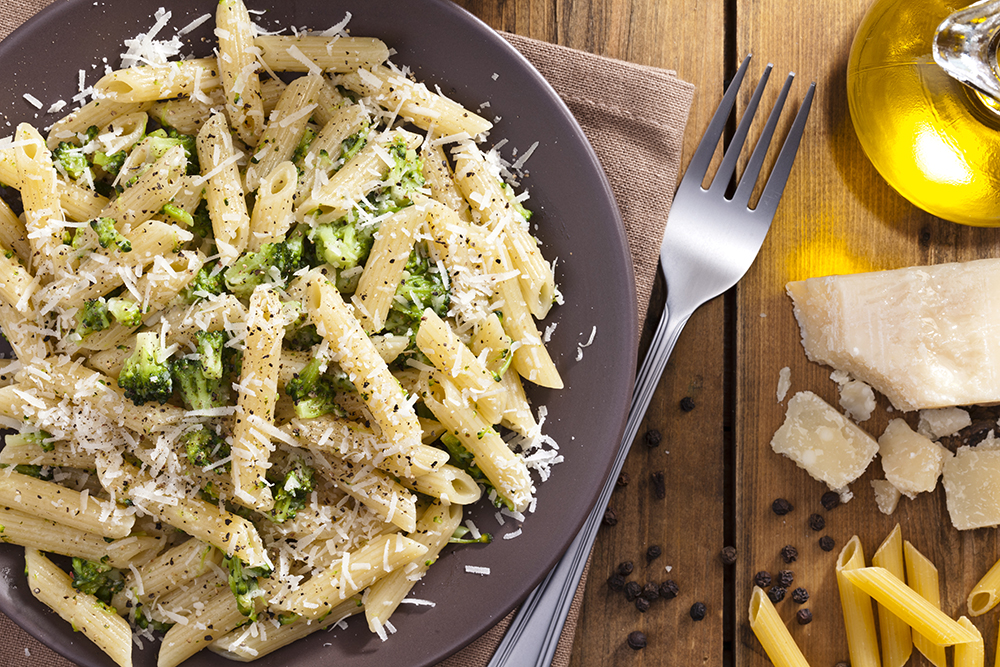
[748, 586, 811, 667]
[836, 536, 881, 667]
[904, 540, 949, 666]
[872, 524, 912, 667]
[968, 555, 1000, 617]
[955, 616, 984, 667]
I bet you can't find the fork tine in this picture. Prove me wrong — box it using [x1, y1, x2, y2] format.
[731, 71, 794, 207]
[745, 81, 815, 216]
[708, 63, 772, 193]
[680, 54, 753, 191]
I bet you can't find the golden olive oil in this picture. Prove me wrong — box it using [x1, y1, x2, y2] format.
[848, 0, 1000, 226]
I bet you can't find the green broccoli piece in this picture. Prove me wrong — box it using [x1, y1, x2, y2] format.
[1, 464, 53, 480]
[118, 331, 173, 406]
[183, 425, 230, 473]
[190, 199, 213, 239]
[145, 128, 200, 175]
[383, 139, 424, 206]
[75, 299, 111, 338]
[92, 150, 127, 176]
[183, 263, 226, 302]
[89, 217, 132, 253]
[221, 555, 271, 621]
[501, 182, 533, 222]
[283, 323, 323, 351]
[71, 557, 125, 604]
[291, 126, 317, 167]
[52, 142, 90, 181]
[448, 525, 493, 544]
[223, 226, 306, 299]
[267, 459, 315, 523]
[284, 356, 354, 420]
[107, 297, 142, 328]
[383, 251, 450, 344]
[23, 430, 54, 453]
[195, 331, 225, 379]
[171, 357, 228, 411]
[161, 202, 194, 226]
[310, 220, 372, 272]
[340, 130, 367, 164]
[134, 604, 174, 632]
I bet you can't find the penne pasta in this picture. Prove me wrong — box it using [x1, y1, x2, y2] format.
[94, 58, 220, 103]
[904, 540, 948, 666]
[217, 0, 265, 145]
[955, 616, 984, 667]
[255, 35, 389, 73]
[968, 555, 1000, 617]
[872, 524, 912, 667]
[836, 536, 881, 667]
[196, 112, 251, 264]
[748, 586, 811, 667]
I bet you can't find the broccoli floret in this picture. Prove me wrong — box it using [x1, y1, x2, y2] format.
[501, 182, 533, 222]
[283, 323, 323, 351]
[267, 460, 315, 523]
[223, 226, 306, 299]
[438, 432, 514, 511]
[52, 142, 90, 181]
[23, 430, 54, 453]
[71, 557, 125, 605]
[2, 464, 53, 480]
[183, 263, 226, 302]
[89, 217, 132, 253]
[92, 150, 127, 176]
[340, 130, 367, 164]
[183, 425, 230, 473]
[107, 297, 142, 328]
[195, 330, 225, 379]
[171, 357, 228, 411]
[310, 220, 372, 272]
[383, 140, 424, 206]
[75, 299, 111, 338]
[448, 525, 493, 545]
[284, 356, 353, 420]
[161, 202, 194, 226]
[190, 199, 213, 239]
[222, 555, 271, 621]
[291, 126, 317, 167]
[146, 128, 200, 175]
[383, 251, 450, 344]
[134, 604, 174, 632]
[118, 331, 173, 406]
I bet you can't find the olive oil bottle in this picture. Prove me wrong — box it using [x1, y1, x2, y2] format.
[848, 0, 1000, 226]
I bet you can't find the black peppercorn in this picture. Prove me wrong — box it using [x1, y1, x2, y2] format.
[796, 608, 812, 625]
[780, 545, 798, 563]
[834, 663, 849, 667]
[767, 586, 786, 603]
[603, 507, 618, 527]
[808, 513, 825, 531]
[719, 546, 737, 565]
[777, 570, 794, 587]
[821, 490, 841, 510]
[660, 579, 679, 599]
[635, 597, 650, 612]
[753, 570, 772, 588]
[791, 587, 809, 604]
[646, 545, 662, 562]
[607, 574, 626, 591]
[689, 602, 706, 620]
[644, 429, 662, 448]
[617, 472, 630, 487]
[618, 561, 634, 576]
[771, 498, 793, 516]
[680, 396, 696, 412]
[819, 535, 835, 552]
[624, 581, 641, 602]
[626, 631, 646, 650]
[651, 471, 666, 500]
[641, 582, 659, 601]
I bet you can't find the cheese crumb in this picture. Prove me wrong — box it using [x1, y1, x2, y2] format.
[776, 366, 791, 402]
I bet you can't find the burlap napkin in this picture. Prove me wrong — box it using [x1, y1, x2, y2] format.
[0, 5, 693, 666]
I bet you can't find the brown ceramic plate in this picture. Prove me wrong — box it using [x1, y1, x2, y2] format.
[0, 1, 637, 665]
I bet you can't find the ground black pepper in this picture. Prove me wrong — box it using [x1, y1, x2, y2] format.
[819, 535, 835, 552]
[603, 507, 618, 526]
[771, 498, 793, 516]
[646, 545, 662, 562]
[627, 631, 647, 650]
[767, 586, 786, 603]
[821, 491, 841, 510]
[644, 429, 662, 448]
[808, 513, 825, 531]
[777, 570, 794, 587]
[791, 587, 809, 604]
[635, 597, 651, 612]
[607, 574, 626, 591]
[618, 561, 634, 576]
[781, 545, 798, 563]
[796, 608, 812, 625]
[641, 582, 660, 601]
[660, 580, 679, 599]
[689, 602, 707, 620]
[680, 396, 696, 412]
[753, 571, 772, 588]
[624, 581, 641, 601]
[720, 546, 737, 565]
[617, 472, 631, 487]
[651, 471, 666, 499]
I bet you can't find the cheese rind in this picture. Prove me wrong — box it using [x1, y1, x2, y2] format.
[787, 259, 1000, 411]
[878, 419, 947, 498]
[770, 391, 879, 490]
[942, 443, 1000, 530]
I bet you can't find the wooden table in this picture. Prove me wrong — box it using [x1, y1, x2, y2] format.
[456, 0, 1000, 664]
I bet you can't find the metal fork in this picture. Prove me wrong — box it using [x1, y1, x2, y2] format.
[485, 55, 815, 667]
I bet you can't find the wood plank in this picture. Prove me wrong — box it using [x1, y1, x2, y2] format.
[736, 0, 1000, 664]
[452, 1, 726, 664]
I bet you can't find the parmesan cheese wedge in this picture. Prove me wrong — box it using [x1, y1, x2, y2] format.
[770, 391, 879, 490]
[942, 438, 1000, 530]
[787, 258, 1000, 411]
[877, 419, 947, 498]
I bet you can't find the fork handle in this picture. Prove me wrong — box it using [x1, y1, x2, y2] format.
[486, 298, 693, 667]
